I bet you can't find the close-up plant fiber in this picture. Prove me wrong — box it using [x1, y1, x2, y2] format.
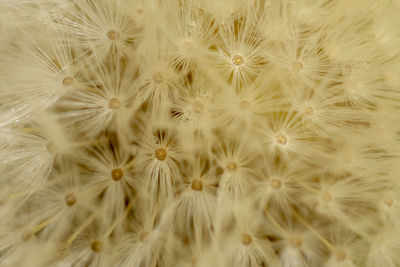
[1, 0, 400, 266]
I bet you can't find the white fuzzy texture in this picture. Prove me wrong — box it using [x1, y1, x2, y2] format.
[0, 0, 400, 266]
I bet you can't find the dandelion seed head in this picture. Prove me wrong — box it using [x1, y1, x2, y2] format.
[2, 1, 400, 266]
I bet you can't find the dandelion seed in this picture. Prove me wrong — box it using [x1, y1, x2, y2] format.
[135, 44, 181, 108]
[133, 116, 181, 210]
[52, 0, 139, 58]
[215, 16, 267, 87]
[171, 76, 214, 139]
[82, 145, 135, 220]
[0, 32, 81, 112]
[213, 75, 281, 134]
[59, 59, 136, 137]
[215, 135, 260, 200]
[160, 0, 216, 71]
[260, 112, 329, 160]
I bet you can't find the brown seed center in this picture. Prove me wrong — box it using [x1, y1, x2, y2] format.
[275, 133, 287, 145]
[384, 199, 393, 207]
[336, 249, 347, 262]
[240, 100, 251, 110]
[91, 240, 102, 252]
[191, 179, 203, 191]
[109, 97, 121, 110]
[139, 231, 149, 242]
[107, 30, 120, 40]
[65, 193, 77, 206]
[21, 230, 33, 242]
[232, 55, 244, 66]
[62, 76, 75, 87]
[226, 161, 238, 171]
[271, 178, 282, 189]
[111, 168, 124, 181]
[305, 107, 314, 116]
[241, 233, 252, 245]
[322, 191, 332, 203]
[46, 142, 55, 153]
[291, 236, 303, 247]
[153, 72, 163, 84]
[155, 147, 167, 161]
[192, 101, 204, 113]
[292, 61, 303, 71]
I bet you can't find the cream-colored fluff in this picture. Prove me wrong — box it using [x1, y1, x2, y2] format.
[0, 0, 400, 266]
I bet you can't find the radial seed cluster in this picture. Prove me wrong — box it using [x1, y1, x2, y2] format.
[1, 0, 400, 267]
